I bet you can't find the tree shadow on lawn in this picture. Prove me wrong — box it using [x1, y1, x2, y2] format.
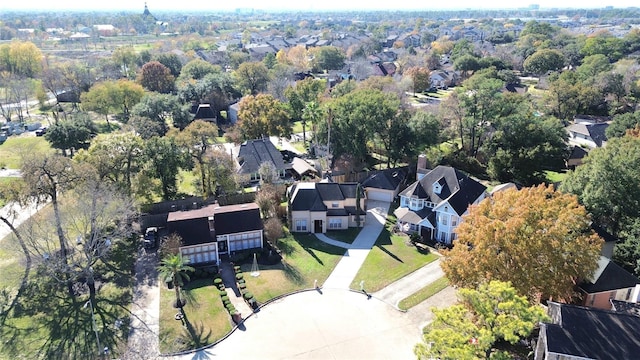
[282, 261, 304, 285]
[175, 309, 211, 351]
[375, 244, 404, 263]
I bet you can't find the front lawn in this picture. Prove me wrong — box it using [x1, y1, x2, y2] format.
[242, 232, 345, 303]
[325, 227, 362, 245]
[159, 231, 345, 352]
[159, 279, 232, 354]
[350, 205, 439, 292]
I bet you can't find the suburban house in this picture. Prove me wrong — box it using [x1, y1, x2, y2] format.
[578, 256, 640, 309]
[394, 162, 487, 245]
[566, 115, 610, 149]
[360, 167, 407, 202]
[290, 157, 319, 180]
[535, 302, 640, 360]
[166, 203, 263, 265]
[233, 138, 288, 183]
[288, 181, 365, 233]
[566, 145, 590, 169]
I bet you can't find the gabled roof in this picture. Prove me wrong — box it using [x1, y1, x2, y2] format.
[542, 302, 640, 360]
[237, 138, 287, 176]
[213, 203, 262, 235]
[580, 256, 640, 294]
[567, 122, 609, 147]
[193, 104, 216, 121]
[361, 168, 407, 191]
[399, 166, 486, 216]
[291, 157, 318, 177]
[288, 182, 362, 212]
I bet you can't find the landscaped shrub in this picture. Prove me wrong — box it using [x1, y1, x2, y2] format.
[223, 299, 231, 307]
[219, 290, 227, 297]
[234, 265, 241, 273]
[235, 273, 243, 281]
[243, 292, 253, 300]
[213, 278, 222, 286]
[221, 295, 229, 302]
[238, 283, 246, 290]
[226, 304, 235, 312]
[237, 278, 245, 284]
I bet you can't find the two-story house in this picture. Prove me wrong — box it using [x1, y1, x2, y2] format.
[288, 181, 365, 233]
[233, 138, 288, 184]
[394, 165, 487, 245]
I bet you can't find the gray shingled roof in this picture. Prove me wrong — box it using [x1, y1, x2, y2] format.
[237, 138, 287, 176]
[541, 302, 640, 360]
[399, 166, 486, 216]
[580, 257, 640, 294]
[361, 168, 407, 191]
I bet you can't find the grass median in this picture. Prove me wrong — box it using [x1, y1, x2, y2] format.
[398, 277, 450, 311]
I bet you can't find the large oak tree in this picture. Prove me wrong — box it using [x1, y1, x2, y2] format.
[442, 185, 602, 301]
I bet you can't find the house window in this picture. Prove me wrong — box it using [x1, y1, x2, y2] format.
[228, 231, 262, 251]
[425, 201, 435, 208]
[627, 288, 633, 300]
[295, 219, 307, 232]
[180, 244, 218, 265]
[329, 218, 342, 229]
[332, 202, 339, 208]
[410, 197, 420, 209]
[451, 216, 458, 226]
[441, 215, 448, 226]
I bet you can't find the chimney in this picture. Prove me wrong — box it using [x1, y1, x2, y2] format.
[417, 154, 428, 181]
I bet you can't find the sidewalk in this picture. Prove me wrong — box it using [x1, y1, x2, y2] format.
[321, 200, 389, 289]
[373, 259, 444, 308]
[0, 200, 46, 242]
[218, 261, 253, 319]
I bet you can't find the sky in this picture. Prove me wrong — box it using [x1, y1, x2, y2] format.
[1, 0, 638, 12]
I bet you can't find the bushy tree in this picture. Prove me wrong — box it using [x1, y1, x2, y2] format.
[416, 281, 548, 360]
[237, 94, 291, 140]
[137, 61, 175, 93]
[234, 61, 270, 95]
[442, 185, 602, 301]
[523, 49, 565, 75]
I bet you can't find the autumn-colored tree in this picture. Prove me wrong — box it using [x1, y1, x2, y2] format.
[404, 66, 431, 94]
[416, 281, 548, 360]
[137, 61, 175, 93]
[237, 94, 291, 140]
[0, 41, 43, 78]
[441, 185, 602, 302]
[286, 46, 310, 72]
[81, 79, 144, 126]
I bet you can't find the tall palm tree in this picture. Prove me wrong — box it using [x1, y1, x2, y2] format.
[158, 253, 195, 308]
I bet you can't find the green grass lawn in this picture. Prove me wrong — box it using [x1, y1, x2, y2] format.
[242, 232, 345, 302]
[159, 231, 345, 353]
[291, 121, 304, 134]
[289, 141, 307, 153]
[0, 136, 53, 169]
[325, 227, 362, 245]
[350, 205, 439, 292]
[177, 170, 198, 196]
[159, 279, 232, 354]
[398, 277, 450, 311]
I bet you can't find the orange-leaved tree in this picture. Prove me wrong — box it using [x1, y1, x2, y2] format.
[441, 184, 602, 302]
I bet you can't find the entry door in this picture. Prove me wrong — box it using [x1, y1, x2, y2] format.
[314, 220, 323, 233]
[218, 240, 228, 253]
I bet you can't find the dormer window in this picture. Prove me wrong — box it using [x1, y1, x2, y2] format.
[433, 182, 442, 195]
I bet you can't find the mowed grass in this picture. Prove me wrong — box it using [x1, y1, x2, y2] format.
[159, 279, 232, 354]
[242, 232, 345, 303]
[0, 136, 53, 169]
[325, 227, 362, 245]
[159, 231, 345, 352]
[398, 277, 450, 311]
[350, 204, 439, 292]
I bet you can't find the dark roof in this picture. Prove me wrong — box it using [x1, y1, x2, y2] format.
[568, 145, 589, 161]
[611, 300, 640, 317]
[193, 104, 216, 120]
[542, 302, 640, 360]
[237, 138, 287, 176]
[361, 168, 407, 191]
[580, 257, 640, 294]
[399, 166, 486, 216]
[213, 204, 262, 235]
[288, 182, 363, 212]
[167, 203, 262, 245]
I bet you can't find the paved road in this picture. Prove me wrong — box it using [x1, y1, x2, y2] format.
[123, 248, 161, 360]
[322, 200, 389, 289]
[0, 201, 46, 242]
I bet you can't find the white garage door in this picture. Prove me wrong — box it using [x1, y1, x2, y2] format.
[366, 189, 393, 202]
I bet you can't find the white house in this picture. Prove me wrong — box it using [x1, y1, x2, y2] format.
[394, 165, 487, 245]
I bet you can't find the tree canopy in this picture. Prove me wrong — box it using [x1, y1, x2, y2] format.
[442, 185, 602, 301]
[416, 281, 548, 360]
[237, 94, 291, 140]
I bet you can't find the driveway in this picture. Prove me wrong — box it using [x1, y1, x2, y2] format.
[321, 200, 389, 289]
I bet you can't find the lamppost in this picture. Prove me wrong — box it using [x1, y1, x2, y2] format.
[84, 300, 101, 358]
